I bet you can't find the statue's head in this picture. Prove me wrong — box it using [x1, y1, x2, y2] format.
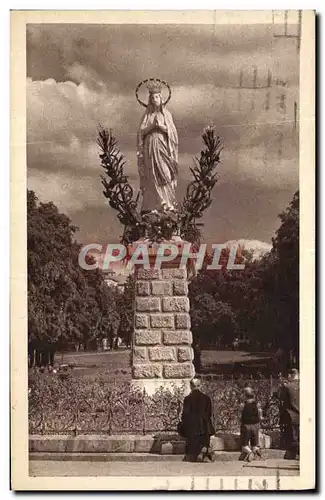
[149, 92, 163, 110]
[136, 79, 171, 109]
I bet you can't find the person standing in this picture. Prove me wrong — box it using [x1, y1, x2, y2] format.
[280, 368, 300, 459]
[180, 378, 215, 462]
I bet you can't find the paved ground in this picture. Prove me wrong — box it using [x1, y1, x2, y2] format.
[29, 459, 299, 477]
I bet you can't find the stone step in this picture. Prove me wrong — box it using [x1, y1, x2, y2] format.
[29, 431, 281, 454]
[29, 449, 286, 463]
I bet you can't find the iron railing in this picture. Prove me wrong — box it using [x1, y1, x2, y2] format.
[29, 374, 281, 436]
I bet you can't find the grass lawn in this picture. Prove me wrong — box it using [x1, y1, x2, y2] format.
[56, 349, 131, 380]
[202, 350, 271, 366]
[55, 349, 274, 380]
[57, 350, 131, 368]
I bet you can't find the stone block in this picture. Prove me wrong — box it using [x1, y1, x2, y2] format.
[175, 314, 191, 330]
[29, 435, 68, 454]
[151, 281, 172, 296]
[163, 362, 195, 379]
[136, 281, 150, 296]
[210, 436, 226, 451]
[136, 268, 160, 280]
[133, 364, 163, 379]
[133, 347, 147, 364]
[171, 440, 186, 455]
[29, 435, 137, 454]
[161, 442, 173, 455]
[135, 330, 161, 345]
[178, 347, 193, 362]
[71, 436, 135, 453]
[131, 379, 191, 396]
[163, 330, 192, 345]
[134, 436, 155, 453]
[161, 268, 187, 280]
[173, 280, 188, 296]
[136, 297, 160, 312]
[215, 432, 241, 451]
[265, 430, 281, 449]
[148, 347, 176, 362]
[150, 314, 174, 329]
[135, 314, 149, 329]
[259, 431, 272, 449]
[162, 297, 190, 313]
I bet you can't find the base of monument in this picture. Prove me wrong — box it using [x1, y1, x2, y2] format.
[130, 379, 191, 396]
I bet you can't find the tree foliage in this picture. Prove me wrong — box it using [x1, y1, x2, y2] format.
[179, 126, 222, 245]
[27, 190, 121, 353]
[117, 275, 135, 347]
[188, 191, 299, 366]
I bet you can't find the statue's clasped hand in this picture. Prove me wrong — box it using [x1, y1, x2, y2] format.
[153, 116, 160, 130]
[154, 116, 167, 133]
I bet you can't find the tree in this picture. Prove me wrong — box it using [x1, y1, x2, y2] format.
[96, 282, 121, 349]
[270, 191, 299, 362]
[28, 190, 81, 353]
[188, 246, 247, 346]
[190, 291, 238, 347]
[188, 191, 299, 366]
[117, 275, 135, 347]
[27, 190, 121, 365]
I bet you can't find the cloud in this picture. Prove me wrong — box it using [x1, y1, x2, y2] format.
[27, 23, 299, 90]
[27, 77, 298, 186]
[225, 239, 272, 260]
[28, 169, 86, 213]
[26, 23, 299, 246]
[27, 77, 132, 146]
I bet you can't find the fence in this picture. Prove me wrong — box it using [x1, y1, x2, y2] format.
[29, 373, 281, 436]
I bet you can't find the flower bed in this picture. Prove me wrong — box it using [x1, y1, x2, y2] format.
[29, 372, 280, 435]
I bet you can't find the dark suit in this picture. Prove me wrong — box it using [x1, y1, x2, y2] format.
[181, 389, 215, 462]
[280, 379, 299, 457]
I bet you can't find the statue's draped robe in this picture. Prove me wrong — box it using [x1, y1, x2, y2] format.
[137, 108, 178, 212]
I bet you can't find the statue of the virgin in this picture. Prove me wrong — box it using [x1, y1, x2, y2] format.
[136, 79, 178, 213]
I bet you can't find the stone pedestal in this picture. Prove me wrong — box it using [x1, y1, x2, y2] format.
[130, 244, 195, 396]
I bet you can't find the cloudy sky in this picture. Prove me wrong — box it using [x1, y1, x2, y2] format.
[27, 21, 299, 248]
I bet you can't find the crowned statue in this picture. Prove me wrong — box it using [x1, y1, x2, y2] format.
[136, 78, 179, 214]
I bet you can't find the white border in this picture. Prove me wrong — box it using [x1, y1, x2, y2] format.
[8, 7, 317, 493]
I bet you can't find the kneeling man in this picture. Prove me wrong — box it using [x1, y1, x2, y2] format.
[180, 378, 215, 462]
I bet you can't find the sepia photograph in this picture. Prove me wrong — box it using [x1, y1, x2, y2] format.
[10, 9, 315, 491]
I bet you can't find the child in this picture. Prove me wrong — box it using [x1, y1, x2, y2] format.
[239, 386, 263, 462]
